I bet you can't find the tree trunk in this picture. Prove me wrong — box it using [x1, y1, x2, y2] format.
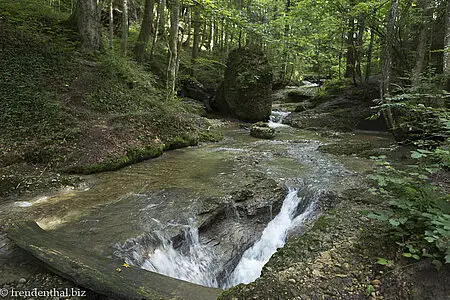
[76, 0, 100, 51]
[412, 0, 428, 85]
[134, 0, 155, 62]
[381, 0, 399, 137]
[167, 0, 180, 98]
[365, 27, 375, 82]
[109, 0, 113, 49]
[157, 0, 166, 36]
[192, 5, 201, 60]
[355, 17, 364, 83]
[344, 15, 356, 84]
[183, 8, 191, 47]
[149, 2, 161, 61]
[121, 0, 129, 56]
[209, 15, 214, 52]
[412, 25, 428, 84]
[443, 0, 450, 91]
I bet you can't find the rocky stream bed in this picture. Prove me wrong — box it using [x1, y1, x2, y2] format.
[1, 109, 448, 299]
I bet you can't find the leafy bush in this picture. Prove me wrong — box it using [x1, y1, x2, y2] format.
[367, 155, 450, 267]
[374, 89, 450, 147]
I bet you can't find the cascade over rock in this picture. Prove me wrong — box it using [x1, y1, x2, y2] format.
[212, 48, 273, 121]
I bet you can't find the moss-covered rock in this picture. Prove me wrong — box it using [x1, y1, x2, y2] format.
[250, 122, 275, 139]
[212, 47, 273, 121]
[65, 142, 165, 175]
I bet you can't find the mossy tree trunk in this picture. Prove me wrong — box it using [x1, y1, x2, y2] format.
[134, 0, 155, 62]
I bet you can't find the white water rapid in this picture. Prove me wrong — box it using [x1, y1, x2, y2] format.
[224, 187, 314, 287]
[139, 223, 219, 287]
[268, 110, 291, 128]
[125, 186, 316, 289]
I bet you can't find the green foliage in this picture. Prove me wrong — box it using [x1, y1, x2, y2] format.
[88, 53, 163, 113]
[367, 156, 450, 265]
[374, 87, 450, 147]
[313, 78, 353, 103]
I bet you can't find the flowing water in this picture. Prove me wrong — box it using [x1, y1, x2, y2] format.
[225, 186, 315, 287]
[2, 110, 392, 289]
[268, 110, 291, 128]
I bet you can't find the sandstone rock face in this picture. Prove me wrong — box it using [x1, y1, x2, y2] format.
[212, 48, 273, 122]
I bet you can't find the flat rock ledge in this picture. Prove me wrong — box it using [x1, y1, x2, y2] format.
[7, 221, 221, 300]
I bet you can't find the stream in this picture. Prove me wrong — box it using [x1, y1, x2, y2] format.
[1, 110, 392, 290]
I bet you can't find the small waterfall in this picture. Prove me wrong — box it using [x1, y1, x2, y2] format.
[268, 110, 291, 128]
[138, 222, 219, 287]
[118, 186, 317, 289]
[224, 186, 314, 287]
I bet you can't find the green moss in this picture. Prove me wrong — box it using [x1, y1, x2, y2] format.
[163, 134, 199, 151]
[198, 130, 224, 143]
[66, 143, 164, 175]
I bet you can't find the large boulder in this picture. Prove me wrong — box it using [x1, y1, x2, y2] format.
[212, 48, 273, 122]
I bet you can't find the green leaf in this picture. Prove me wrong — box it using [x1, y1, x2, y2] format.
[367, 213, 388, 221]
[432, 259, 443, 270]
[389, 219, 400, 227]
[403, 253, 412, 258]
[376, 258, 392, 266]
[411, 151, 424, 159]
[366, 284, 375, 296]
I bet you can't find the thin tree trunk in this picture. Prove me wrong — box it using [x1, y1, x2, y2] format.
[365, 27, 375, 82]
[280, 0, 291, 82]
[209, 15, 214, 52]
[121, 0, 129, 56]
[443, 0, 450, 91]
[238, 28, 242, 48]
[183, 8, 191, 47]
[412, 25, 428, 84]
[134, 0, 155, 62]
[412, 0, 428, 85]
[109, 0, 113, 49]
[192, 5, 200, 59]
[167, 0, 180, 98]
[149, 3, 161, 61]
[344, 15, 356, 83]
[381, 0, 399, 137]
[355, 17, 365, 83]
[157, 0, 166, 36]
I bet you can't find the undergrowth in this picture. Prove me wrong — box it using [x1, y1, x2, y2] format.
[368, 82, 450, 268]
[0, 0, 80, 147]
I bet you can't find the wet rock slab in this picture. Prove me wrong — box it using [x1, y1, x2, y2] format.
[7, 222, 221, 300]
